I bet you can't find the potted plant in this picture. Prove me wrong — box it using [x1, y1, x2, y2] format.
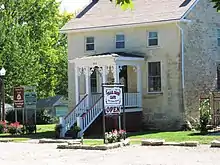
[55, 124, 63, 139]
[71, 125, 81, 139]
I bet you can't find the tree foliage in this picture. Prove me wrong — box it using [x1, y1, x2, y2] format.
[212, 0, 220, 11]
[0, 0, 72, 102]
[110, 0, 133, 9]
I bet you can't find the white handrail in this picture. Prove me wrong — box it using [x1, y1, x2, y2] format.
[60, 95, 88, 137]
[80, 96, 103, 134]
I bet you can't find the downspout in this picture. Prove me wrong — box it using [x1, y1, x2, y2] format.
[176, 21, 186, 120]
[176, 22, 185, 89]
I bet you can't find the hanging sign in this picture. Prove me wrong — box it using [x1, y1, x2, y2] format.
[104, 87, 122, 106]
[104, 87, 122, 115]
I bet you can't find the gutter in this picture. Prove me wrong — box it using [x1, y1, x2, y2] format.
[175, 19, 191, 113]
[60, 19, 190, 34]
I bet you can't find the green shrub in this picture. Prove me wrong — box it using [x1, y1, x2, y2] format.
[6, 110, 23, 123]
[199, 99, 212, 134]
[0, 121, 6, 134]
[55, 124, 62, 138]
[36, 109, 54, 125]
[25, 125, 36, 134]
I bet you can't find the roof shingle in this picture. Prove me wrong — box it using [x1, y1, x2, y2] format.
[61, 0, 197, 31]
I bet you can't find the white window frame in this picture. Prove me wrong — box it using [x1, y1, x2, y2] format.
[115, 33, 125, 49]
[217, 29, 220, 46]
[147, 31, 159, 47]
[85, 36, 95, 51]
[147, 61, 162, 93]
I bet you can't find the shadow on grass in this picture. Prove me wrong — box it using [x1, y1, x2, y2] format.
[84, 130, 181, 139]
[189, 131, 220, 136]
[0, 131, 55, 139]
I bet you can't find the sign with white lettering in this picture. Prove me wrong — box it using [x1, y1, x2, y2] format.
[14, 87, 24, 108]
[104, 87, 122, 106]
[103, 87, 122, 115]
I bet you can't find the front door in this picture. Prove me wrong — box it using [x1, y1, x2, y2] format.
[119, 66, 128, 92]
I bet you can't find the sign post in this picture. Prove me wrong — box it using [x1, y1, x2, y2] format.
[24, 86, 37, 133]
[102, 83, 126, 144]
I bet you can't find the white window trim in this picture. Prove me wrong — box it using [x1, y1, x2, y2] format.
[217, 29, 220, 46]
[115, 33, 125, 49]
[147, 31, 159, 47]
[147, 61, 162, 93]
[85, 36, 95, 52]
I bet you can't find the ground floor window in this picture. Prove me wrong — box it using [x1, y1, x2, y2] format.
[148, 62, 161, 92]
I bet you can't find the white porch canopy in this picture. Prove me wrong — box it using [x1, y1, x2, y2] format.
[69, 52, 145, 108]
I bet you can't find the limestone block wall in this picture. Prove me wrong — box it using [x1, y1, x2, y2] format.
[67, 23, 184, 130]
[183, 0, 220, 120]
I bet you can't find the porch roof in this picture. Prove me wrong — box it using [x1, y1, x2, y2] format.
[70, 52, 145, 67]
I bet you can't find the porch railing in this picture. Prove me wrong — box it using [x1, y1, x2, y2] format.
[80, 92, 141, 108]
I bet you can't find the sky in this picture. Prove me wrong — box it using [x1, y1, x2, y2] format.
[59, 0, 90, 13]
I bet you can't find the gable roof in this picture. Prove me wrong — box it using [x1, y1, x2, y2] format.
[61, 0, 197, 32]
[36, 95, 63, 109]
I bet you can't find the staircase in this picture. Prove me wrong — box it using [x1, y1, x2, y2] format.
[60, 94, 103, 138]
[60, 94, 88, 137]
[79, 96, 103, 136]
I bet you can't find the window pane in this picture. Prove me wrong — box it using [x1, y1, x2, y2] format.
[218, 38, 220, 46]
[148, 62, 161, 76]
[148, 77, 161, 92]
[148, 62, 161, 92]
[86, 44, 94, 51]
[116, 34, 124, 41]
[86, 37, 94, 43]
[149, 32, 158, 38]
[149, 39, 158, 46]
[116, 42, 125, 49]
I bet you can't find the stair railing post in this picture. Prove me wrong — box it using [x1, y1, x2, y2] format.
[77, 116, 83, 138]
[59, 117, 65, 138]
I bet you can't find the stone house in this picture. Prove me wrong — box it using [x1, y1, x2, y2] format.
[59, 0, 220, 137]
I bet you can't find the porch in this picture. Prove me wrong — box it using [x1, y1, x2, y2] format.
[72, 52, 145, 109]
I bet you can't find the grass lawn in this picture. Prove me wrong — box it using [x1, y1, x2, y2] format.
[0, 124, 220, 145]
[0, 124, 56, 142]
[83, 131, 220, 145]
[128, 131, 220, 144]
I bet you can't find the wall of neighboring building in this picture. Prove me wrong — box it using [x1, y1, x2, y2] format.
[67, 23, 183, 130]
[183, 0, 220, 121]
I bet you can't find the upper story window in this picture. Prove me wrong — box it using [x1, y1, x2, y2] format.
[148, 62, 161, 92]
[217, 29, 220, 46]
[85, 37, 95, 51]
[116, 34, 125, 49]
[148, 31, 158, 46]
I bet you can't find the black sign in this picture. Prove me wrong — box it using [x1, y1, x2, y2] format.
[13, 87, 24, 108]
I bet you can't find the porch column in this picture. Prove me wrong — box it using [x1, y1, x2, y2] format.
[75, 66, 80, 103]
[102, 66, 107, 83]
[85, 67, 91, 108]
[113, 64, 120, 83]
[113, 64, 121, 130]
[137, 65, 142, 107]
